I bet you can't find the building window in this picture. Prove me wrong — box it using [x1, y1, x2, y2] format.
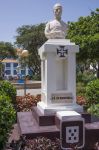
[13, 70, 17, 75]
[28, 69, 32, 75]
[21, 70, 25, 75]
[5, 70, 11, 75]
[7, 56, 13, 59]
[13, 63, 18, 68]
[6, 63, 11, 68]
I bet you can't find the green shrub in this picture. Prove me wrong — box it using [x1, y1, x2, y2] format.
[32, 74, 41, 81]
[0, 93, 16, 149]
[0, 80, 16, 104]
[77, 72, 96, 85]
[86, 79, 99, 107]
[87, 104, 99, 117]
[76, 82, 86, 96]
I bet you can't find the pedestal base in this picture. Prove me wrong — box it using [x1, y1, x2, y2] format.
[37, 101, 83, 115]
[17, 109, 99, 149]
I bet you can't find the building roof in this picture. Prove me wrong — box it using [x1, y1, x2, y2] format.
[2, 59, 18, 63]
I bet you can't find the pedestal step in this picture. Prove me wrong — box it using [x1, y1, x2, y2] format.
[17, 111, 59, 138]
[37, 101, 83, 115]
[17, 108, 99, 149]
[32, 106, 91, 126]
[85, 122, 99, 149]
[32, 107, 55, 126]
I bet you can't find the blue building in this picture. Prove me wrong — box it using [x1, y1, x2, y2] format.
[2, 58, 30, 80]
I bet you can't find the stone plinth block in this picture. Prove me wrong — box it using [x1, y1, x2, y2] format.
[38, 39, 83, 115]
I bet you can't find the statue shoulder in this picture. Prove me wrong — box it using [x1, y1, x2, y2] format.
[61, 20, 68, 26]
[61, 20, 68, 30]
[45, 20, 56, 30]
[46, 20, 56, 25]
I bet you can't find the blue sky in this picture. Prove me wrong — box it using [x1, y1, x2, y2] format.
[0, 0, 99, 43]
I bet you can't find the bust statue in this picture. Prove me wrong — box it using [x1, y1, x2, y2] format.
[45, 3, 68, 39]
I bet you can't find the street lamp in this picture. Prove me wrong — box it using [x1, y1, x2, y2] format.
[16, 48, 29, 96]
[21, 50, 29, 96]
[16, 48, 23, 83]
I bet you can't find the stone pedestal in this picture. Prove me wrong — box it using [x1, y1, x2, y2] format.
[37, 39, 83, 115]
[56, 111, 85, 149]
[17, 38, 99, 149]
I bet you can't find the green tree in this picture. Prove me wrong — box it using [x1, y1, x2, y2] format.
[15, 23, 46, 79]
[0, 42, 16, 79]
[67, 8, 99, 78]
[0, 41, 16, 61]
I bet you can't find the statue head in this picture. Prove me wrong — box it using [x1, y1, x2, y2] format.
[53, 3, 62, 21]
[44, 3, 67, 39]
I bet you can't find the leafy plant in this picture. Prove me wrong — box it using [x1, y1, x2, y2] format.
[16, 93, 41, 111]
[15, 23, 46, 77]
[0, 93, 16, 149]
[67, 9, 99, 78]
[87, 104, 99, 117]
[86, 79, 99, 107]
[32, 74, 41, 81]
[77, 96, 86, 106]
[77, 72, 96, 85]
[0, 80, 16, 105]
[9, 136, 61, 150]
[76, 82, 86, 97]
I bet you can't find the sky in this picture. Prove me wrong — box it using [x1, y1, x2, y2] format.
[0, 0, 99, 43]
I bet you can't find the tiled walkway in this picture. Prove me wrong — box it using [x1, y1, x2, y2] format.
[8, 124, 20, 143]
[6, 89, 41, 149]
[6, 124, 20, 150]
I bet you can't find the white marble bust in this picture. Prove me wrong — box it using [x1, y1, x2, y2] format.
[45, 3, 68, 39]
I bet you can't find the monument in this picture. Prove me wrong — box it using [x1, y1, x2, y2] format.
[17, 4, 99, 149]
[37, 3, 83, 115]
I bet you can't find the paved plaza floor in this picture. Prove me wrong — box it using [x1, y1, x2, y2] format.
[17, 88, 41, 96]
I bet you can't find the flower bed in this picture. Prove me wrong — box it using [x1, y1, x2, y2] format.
[24, 137, 61, 150]
[77, 96, 86, 105]
[16, 93, 87, 112]
[9, 136, 61, 150]
[8, 135, 99, 150]
[16, 93, 41, 111]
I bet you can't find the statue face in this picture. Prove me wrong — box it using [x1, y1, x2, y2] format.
[54, 6, 62, 20]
